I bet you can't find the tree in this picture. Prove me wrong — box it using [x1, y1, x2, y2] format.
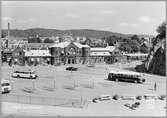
[43, 38, 54, 43]
[131, 35, 142, 44]
[83, 37, 92, 46]
[28, 37, 42, 43]
[106, 36, 118, 46]
[156, 22, 166, 39]
[130, 40, 140, 52]
[140, 43, 149, 53]
[118, 39, 140, 53]
[119, 43, 132, 53]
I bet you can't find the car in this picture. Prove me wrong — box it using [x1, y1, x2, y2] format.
[66, 67, 78, 71]
[12, 70, 38, 79]
[121, 95, 136, 100]
[136, 95, 143, 100]
[158, 95, 166, 100]
[1, 80, 11, 94]
[87, 63, 95, 67]
[132, 102, 140, 108]
[99, 94, 112, 101]
[92, 98, 99, 103]
[92, 94, 112, 102]
[143, 94, 158, 100]
[112, 94, 121, 100]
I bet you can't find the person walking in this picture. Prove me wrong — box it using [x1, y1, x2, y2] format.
[154, 82, 157, 91]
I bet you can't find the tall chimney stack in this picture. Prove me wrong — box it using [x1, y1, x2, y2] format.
[7, 22, 10, 38]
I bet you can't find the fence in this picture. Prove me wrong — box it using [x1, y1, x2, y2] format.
[2, 93, 89, 109]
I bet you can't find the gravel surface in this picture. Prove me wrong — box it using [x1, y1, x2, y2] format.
[1, 61, 166, 116]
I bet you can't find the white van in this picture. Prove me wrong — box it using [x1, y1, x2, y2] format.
[12, 70, 38, 79]
[1, 80, 11, 93]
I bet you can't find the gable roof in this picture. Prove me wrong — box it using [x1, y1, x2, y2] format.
[24, 50, 51, 57]
[90, 46, 116, 52]
[49, 41, 90, 48]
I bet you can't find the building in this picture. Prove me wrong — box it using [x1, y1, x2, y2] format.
[1, 48, 13, 62]
[26, 43, 54, 50]
[90, 46, 124, 64]
[123, 53, 148, 61]
[24, 50, 51, 65]
[12, 47, 25, 65]
[49, 41, 90, 65]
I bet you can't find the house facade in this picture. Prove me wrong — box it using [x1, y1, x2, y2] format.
[90, 46, 125, 64]
[12, 47, 25, 65]
[49, 41, 90, 65]
[5, 40, 125, 66]
[24, 50, 51, 65]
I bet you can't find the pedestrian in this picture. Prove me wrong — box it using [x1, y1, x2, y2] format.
[154, 82, 157, 91]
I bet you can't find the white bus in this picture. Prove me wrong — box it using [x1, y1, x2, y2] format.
[1, 80, 11, 94]
[108, 70, 145, 84]
[12, 70, 38, 79]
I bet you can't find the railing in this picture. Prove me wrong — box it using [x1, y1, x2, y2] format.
[2, 93, 88, 109]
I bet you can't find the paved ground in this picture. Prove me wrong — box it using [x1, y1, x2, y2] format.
[1, 61, 166, 116]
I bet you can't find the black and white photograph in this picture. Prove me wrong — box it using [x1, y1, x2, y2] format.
[1, 1, 166, 117]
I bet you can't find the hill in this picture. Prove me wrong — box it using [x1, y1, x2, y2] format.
[1, 28, 152, 39]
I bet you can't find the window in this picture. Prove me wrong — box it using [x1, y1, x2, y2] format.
[79, 50, 82, 54]
[15, 52, 20, 56]
[2, 83, 10, 86]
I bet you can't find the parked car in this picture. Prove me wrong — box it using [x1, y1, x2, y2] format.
[1, 80, 11, 94]
[144, 94, 158, 100]
[92, 94, 112, 103]
[136, 95, 143, 100]
[131, 102, 140, 108]
[99, 94, 112, 101]
[87, 63, 95, 67]
[124, 102, 140, 110]
[12, 70, 38, 79]
[66, 67, 78, 71]
[112, 94, 121, 100]
[158, 95, 166, 100]
[121, 94, 136, 100]
[92, 98, 99, 103]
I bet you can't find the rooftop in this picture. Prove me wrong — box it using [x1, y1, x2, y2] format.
[24, 50, 51, 57]
[90, 46, 115, 52]
[50, 41, 90, 48]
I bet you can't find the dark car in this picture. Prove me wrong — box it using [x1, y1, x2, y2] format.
[66, 67, 78, 71]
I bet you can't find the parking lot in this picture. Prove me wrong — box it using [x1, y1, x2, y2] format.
[1, 61, 166, 116]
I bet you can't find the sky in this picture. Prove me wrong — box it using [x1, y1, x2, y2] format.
[1, 1, 166, 35]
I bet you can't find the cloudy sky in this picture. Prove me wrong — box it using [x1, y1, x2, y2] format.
[2, 1, 165, 35]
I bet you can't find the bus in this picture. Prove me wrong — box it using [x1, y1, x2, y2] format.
[1, 80, 11, 94]
[108, 70, 145, 84]
[12, 70, 38, 79]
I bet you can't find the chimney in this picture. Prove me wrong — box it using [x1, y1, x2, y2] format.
[7, 22, 10, 38]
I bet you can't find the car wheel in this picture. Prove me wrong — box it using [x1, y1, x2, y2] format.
[17, 75, 20, 78]
[30, 76, 32, 79]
